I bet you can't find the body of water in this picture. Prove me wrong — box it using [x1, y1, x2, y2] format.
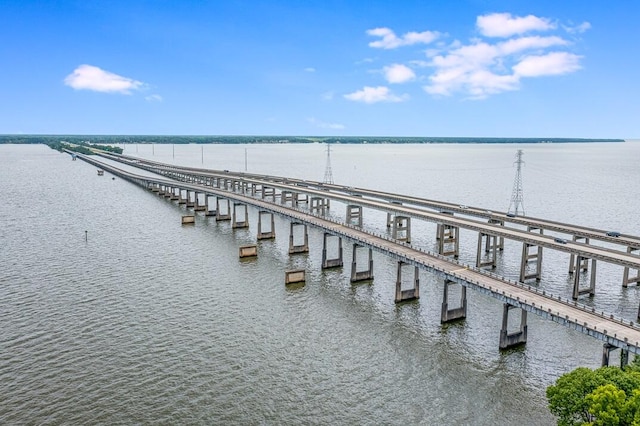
[2, 141, 639, 424]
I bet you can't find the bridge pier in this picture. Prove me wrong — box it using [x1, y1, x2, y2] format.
[169, 187, 179, 200]
[310, 197, 329, 215]
[519, 227, 544, 282]
[350, 244, 373, 282]
[346, 205, 363, 227]
[178, 188, 187, 204]
[488, 218, 505, 250]
[437, 224, 459, 258]
[194, 192, 206, 211]
[499, 304, 527, 350]
[186, 190, 195, 208]
[232, 203, 249, 228]
[205, 195, 216, 216]
[476, 232, 498, 269]
[216, 198, 231, 221]
[281, 191, 297, 207]
[257, 211, 276, 240]
[288, 222, 309, 254]
[623, 247, 640, 287]
[572, 257, 596, 299]
[569, 236, 590, 273]
[395, 262, 419, 302]
[386, 201, 403, 228]
[262, 186, 276, 201]
[297, 193, 308, 206]
[391, 216, 411, 244]
[602, 343, 630, 367]
[321, 233, 343, 269]
[162, 186, 172, 198]
[441, 279, 467, 323]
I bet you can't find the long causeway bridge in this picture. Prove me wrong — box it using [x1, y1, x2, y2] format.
[71, 150, 640, 366]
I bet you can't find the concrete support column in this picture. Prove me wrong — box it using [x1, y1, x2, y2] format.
[281, 191, 296, 207]
[205, 195, 216, 216]
[602, 343, 630, 367]
[441, 279, 467, 323]
[499, 304, 527, 350]
[395, 262, 419, 303]
[288, 222, 309, 254]
[194, 192, 206, 211]
[151, 183, 160, 192]
[435, 211, 454, 237]
[572, 257, 597, 299]
[519, 226, 544, 282]
[178, 188, 187, 204]
[386, 201, 403, 228]
[346, 205, 363, 227]
[297, 193, 308, 206]
[392, 216, 411, 243]
[163, 186, 172, 198]
[310, 197, 329, 215]
[569, 236, 590, 273]
[257, 211, 276, 239]
[263, 187, 276, 201]
[169, 187, 179, 200]
[488, 218, 505, 250]
[321, 233, 343, 269]
[476, 232, 497, 269]
[623, 247, 640, 287]
[350, 244, 373, 282]
[216, 198, 231, 221]
[186, 190, 195, 208]
[232, 203, 249, 228]
[437, 224, 459, 258]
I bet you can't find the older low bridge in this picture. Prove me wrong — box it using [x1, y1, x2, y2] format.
[73, 150, 640, 367]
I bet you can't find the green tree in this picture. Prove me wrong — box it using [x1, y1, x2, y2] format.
[547, 366, 640, 425]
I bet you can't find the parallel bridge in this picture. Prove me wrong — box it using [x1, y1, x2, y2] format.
[75, 151, 640, 366]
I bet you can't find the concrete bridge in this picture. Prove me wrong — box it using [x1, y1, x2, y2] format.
[73, 150, 640, 366]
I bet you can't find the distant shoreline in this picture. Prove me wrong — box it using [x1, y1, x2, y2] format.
[0, 135, 626, 145]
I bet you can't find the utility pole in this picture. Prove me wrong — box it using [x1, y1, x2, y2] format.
[244, 148, 248, 171]
[323, 143, 334, 184]
[508, 149, 525, 216]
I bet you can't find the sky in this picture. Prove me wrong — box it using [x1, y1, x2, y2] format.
[1, 0, 638, 138]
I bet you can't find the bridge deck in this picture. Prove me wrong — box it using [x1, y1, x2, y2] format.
[75, 151, 640, 355]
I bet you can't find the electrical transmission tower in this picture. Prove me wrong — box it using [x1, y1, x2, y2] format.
[323, 143, 334, 184]
[508, 149, 525, 216]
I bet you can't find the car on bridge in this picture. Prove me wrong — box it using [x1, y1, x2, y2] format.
[606, 231, 621, 237]
[554, 237, 568, 244]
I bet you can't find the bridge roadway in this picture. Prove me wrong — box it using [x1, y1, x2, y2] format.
[103, 151, 640, 249]
[77, 152, 640, 357]
[98, 152, 640, 272]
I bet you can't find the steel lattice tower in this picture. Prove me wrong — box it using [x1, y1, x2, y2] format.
[323, 143, 334, 184]
[508, 149, 525, 216]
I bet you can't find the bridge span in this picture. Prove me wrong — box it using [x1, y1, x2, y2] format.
[99, 152, 640, 298]
[74, 151, 640, 366]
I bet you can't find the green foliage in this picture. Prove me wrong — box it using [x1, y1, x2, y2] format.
[547, 366, 640, 425]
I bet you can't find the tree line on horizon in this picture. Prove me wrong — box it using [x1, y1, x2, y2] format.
[0, 135, 624, 146]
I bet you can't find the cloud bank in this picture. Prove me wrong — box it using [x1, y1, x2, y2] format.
[345, 12, 590, 101]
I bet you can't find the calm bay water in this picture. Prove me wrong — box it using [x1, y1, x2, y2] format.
[2, 141, 640, 424]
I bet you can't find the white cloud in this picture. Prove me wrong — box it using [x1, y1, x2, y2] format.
[383, 64, 416, 84]
[307, 117, 345, 130]
[564, 21, 591, 34]
[477, 13, 555, 38]
[304, 67, 316, 72]
[498, 35, 568, 55]
[344, 86, 408, 103]
[367, 27, 440, 49]
[145, 94, 163, 102]
[351, 14, 586, 100]
[513, 52, 582, 77]
[64, 64, 144, 94]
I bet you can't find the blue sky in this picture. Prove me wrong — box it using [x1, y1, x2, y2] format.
[1, 0, 638, 138]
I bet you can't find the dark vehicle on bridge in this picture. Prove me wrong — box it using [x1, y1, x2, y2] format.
[606, 231, 621, 237]
[554, 237, 568, 244]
